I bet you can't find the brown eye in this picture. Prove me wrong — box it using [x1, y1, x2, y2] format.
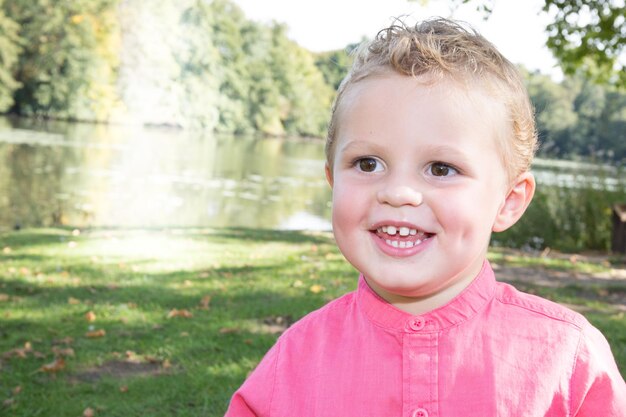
[430, 162, 456, 177]
[357, 158, 380, 172]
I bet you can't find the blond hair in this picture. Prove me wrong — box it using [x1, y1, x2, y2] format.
[326, 18, 537, 182]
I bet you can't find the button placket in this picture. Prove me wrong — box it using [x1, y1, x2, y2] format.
[407, 316, 425, 331]
[412, 408, 429, 417]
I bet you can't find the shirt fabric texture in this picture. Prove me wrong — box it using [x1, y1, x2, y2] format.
[225, 261, 626, 416]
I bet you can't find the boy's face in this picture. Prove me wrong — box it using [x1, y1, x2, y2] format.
[327, 74, 529, 311]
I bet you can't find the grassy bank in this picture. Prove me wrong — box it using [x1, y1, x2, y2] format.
[1, 228, 625, 416]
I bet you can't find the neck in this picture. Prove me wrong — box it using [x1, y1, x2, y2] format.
[365, 263, 484, 316]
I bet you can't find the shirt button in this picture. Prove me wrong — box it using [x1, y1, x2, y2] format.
[412, 408, 429, 417]
[407, 316, 425, 331]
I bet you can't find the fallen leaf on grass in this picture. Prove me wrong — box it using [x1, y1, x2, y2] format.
[198, 295, 211, 310]
[144, 355, 160, 364]
[3, 342, 33, 359]
[40, 357, 65, 373]
[85, 329, 106, 338]
[2, 246, 11, 254]
[125, 351, 142, 363]
[219, 327, 239, 334]
[0, 293, 9, 302]
[53, 336, 74, 345]
[3, 398, 14, 407]
[12, 386, 21, 395]
[52, 347, 75, 357]
[68, 297, 81, 305]
[83, 407, 95, 417]
[119, 386, 128, 393]
[309, 284, 324, 294]
[85, 311, 97, 322]
[167, 309, 193, 319]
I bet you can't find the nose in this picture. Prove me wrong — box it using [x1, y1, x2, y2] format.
[376, 185, 423, 207]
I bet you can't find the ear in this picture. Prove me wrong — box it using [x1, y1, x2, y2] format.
[325, 163, 334, 188]
[492, 172, 535, 232]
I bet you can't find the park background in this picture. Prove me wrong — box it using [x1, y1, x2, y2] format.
[0, 0, 624, 415]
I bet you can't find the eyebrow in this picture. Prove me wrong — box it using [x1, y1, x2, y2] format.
[423, 144, 472, 160]
[336, 140, 386, 155]
[338, 141, 473, 163]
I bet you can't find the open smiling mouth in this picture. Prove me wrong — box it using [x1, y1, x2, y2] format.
[374, 225, 434, 248]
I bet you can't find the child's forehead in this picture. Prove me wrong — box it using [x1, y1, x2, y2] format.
[340, 72, 506, 126]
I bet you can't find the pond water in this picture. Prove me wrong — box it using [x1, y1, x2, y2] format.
[0, 117, 332, 230]
[0, 117, 622, 231]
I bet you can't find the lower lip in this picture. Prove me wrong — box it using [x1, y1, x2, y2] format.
[370, 232, 433, 257]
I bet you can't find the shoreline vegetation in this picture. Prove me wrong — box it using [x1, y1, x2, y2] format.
[1, 227, 625, 416]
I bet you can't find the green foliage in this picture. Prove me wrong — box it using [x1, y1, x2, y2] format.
[208, 2, 333, 136]
[0, 2, 21, 112]
[525, 70, 626, 163]
[4, 0, 120, 121]
[115, 0, 222, 129]
[314, 46, 356, 91]
[495, 163, 626, 252]
[433, 0, 625, 88]
[0, 0, 333, 137]
[543, 0, 625, 88]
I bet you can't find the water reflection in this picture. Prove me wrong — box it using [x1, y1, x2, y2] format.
[0, 117, 332, 230]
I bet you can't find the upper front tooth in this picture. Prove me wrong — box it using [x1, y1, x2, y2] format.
[410, 229, 417, 235]
[399, 227, 410, 236]
[382, 226, 388, 233]
[387, 226, 397, 235]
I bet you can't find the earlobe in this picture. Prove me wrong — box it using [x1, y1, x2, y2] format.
[492, 172, 535, 232]
[325, 163, 334, 188]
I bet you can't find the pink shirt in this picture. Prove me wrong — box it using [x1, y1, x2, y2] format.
[225, 262, 626, 416]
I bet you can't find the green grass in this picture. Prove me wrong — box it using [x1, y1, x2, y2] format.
[1, 228, 624, 416]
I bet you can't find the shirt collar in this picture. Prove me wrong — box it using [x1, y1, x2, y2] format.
[357, 260, 496, 333]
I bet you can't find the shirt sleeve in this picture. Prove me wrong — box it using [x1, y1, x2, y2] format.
[570, 322, 626, 417]
[224, 339, 281, 417]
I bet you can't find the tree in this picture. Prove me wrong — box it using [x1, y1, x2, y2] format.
[3, 0, 120, 120]
[415, 0, 625, 88]
[0, 1, 21, 112]
[314, 47, 356, 91]
[543, 0, 625, 87]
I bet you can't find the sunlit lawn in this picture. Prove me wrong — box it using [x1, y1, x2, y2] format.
[1, 228, 624, 416]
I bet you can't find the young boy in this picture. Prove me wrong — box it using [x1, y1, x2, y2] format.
[225, 18, 626, 416]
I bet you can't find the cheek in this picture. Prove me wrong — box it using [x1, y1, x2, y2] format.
[331, 184, 354, 223]
[431, 188, 498, 237]
[331, 180, 368, 232]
